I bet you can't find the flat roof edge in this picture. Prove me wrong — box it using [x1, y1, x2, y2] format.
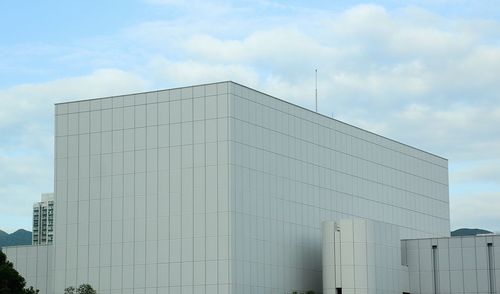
[54, 80, 447, 162]
[54, 80, 232, 105]
[230, 81, 448, 162]
[402, 234, 500, 241]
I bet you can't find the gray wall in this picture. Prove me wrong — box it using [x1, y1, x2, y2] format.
[403, 235, 500, 294]
[228, 82, 449, 293]
[322, 219, 410, 294]
[3, 245, 54, 294]
[323, 221, 500, 294]
[54, 82, 231, 294]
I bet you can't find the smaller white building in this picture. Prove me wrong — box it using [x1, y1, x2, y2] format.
[2, 244, 54, 294]
[322, 219, 410, 294]
[32, 193, 54, 245]
[403, 234, 500, 294]
[322, 219, 500, 294]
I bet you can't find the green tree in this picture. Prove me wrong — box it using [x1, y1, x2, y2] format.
[0, 249, 39, 294]
[64, 284, 96, 294]
[25, 286, 39, 294]
[76, 284, 96, 294]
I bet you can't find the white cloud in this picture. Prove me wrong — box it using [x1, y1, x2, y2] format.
[2, 2, 500, 231]
[0, 69, 148, 231]
[451, 160, 500, 185]
[147, 57, 261, 87]
[0, 69, 148, 126]
[144, 0, 184, 5]
[391, 103, 500, 160]
[451, 192, 500, 233]
[185, 27, 335, 67]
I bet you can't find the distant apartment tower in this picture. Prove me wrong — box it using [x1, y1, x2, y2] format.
[32, 193, 54, 245]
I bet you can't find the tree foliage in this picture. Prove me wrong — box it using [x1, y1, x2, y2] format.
[64, 284, 96, 294]
[24, 286, 39, 294]
[76, 284, 96, 294]
[0, 249, 39, 294]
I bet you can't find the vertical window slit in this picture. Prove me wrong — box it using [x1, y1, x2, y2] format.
[432, 245, 439, 294]
[487, 243, 495, 294]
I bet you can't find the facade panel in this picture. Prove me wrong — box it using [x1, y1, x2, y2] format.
[53, 83, 231, 293]
[228, 82, 448, 293]
[403, 235, 499, 294]
[3, 245, 54, 294]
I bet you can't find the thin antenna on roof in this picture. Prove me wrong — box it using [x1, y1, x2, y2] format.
[315, 69, 318, 112]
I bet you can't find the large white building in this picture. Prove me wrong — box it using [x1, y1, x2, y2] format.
[2, 81, 498, 294]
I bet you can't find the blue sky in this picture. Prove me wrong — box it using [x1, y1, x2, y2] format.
[1, 0, 500, 233]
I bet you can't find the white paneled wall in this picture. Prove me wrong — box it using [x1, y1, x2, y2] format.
[229, 82, 448, 293]
[54, 82, 231, 294]
[322, 219, 409, 294]
[3, 245, 54, 294]
[403, 235, 500, 294]
[6, 81, 450, 294]
[324, 221, 500, 294]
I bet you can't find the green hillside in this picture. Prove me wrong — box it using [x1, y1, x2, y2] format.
[451, 228, 493, 236]
[0, 229, 32, 247]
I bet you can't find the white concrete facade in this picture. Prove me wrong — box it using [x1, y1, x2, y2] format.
[322, 220, 500, 294]
[228, 82, 448, 293]
[53, 82, 233, 294]
[322, 219, 409, 294]
[5, 81, 451, 294]
[2, 245, 54, 293]
[403, 235, 500, 294]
